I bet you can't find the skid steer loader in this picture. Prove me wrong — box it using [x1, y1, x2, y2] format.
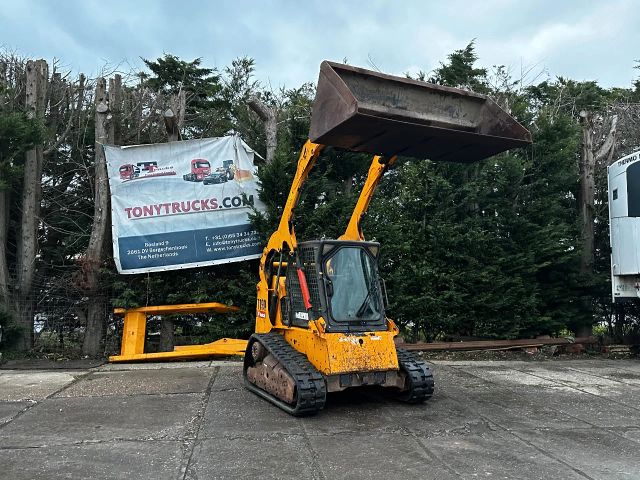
[244, 61, 531, 415]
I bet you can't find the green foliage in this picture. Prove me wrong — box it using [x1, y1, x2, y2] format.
[110, 263, 258, 342]
[526, 78, 609, 118]
[3, 45, 639, 353]
[0, 308, 22, 350]
[142, 53, 229, 137]
[221, 57, 265, 149]
[0, 112, 42, 189]
[142, 54, 222, 109]
[359, 42, 596, 340]
[430, 40, 489, 93]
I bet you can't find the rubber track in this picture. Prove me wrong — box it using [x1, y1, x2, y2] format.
[244, 333, 327, 416]
[396, 348, 435, 403]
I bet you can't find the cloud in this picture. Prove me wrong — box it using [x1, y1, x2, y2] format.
[0, 0, 638, 88]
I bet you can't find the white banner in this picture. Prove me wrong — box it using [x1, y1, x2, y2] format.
[105, 135, 266, 274]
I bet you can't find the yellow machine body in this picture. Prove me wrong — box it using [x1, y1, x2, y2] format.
[282, 327, 399, 375]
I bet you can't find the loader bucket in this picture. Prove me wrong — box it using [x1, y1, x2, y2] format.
[309, 61, 531, 162]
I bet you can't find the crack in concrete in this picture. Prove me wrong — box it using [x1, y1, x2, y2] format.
[504, 428, 598, 480]
[300, 420, 328, 480]
[444, 366, 605, 431]
[0, 437, 181, 450]
[564, 366, 640, 386]
[452, 364, 640, 449]
[53, 389, 212, 399]
[209, 387, 242, 393]
[0, 370, 92, 432]
[180, 366, 219, 480]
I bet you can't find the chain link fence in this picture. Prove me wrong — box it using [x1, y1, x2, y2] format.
[1, 267, 252, 359]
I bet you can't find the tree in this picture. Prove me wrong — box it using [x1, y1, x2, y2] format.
[430, 40, 489, 93]
[142, 54, 228, 137]
[2, 45, 640, 357]
[12, 60, 48, 349]
[0, 109, 42, 317]
[80, 76, 117, 356]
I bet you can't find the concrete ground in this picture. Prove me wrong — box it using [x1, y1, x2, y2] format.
[0, 358, 639, 479]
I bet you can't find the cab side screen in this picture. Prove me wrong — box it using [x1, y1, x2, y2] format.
[628, 162, 640, 217]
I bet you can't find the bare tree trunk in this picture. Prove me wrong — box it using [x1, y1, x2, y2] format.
[108, 75, 122, 144]
[163, 90, 185, 142]
[81, 77, 112, 356]
[343, 176, 353, 194]
[158, 91, 186, 352]
[0, 61, 9, 310]
[576, 111, 618, 337]
[14, 59, 48, 350]
[578, 111, 596, 276]
[0, 189, 10, 308]
[578, 112, 618, 274]
[248, 96, 277, 163]
[159, 316, 175, 352]
[597, 115, 618, 166]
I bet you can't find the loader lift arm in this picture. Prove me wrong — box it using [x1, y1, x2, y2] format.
[258, 143, 396, 326]
[263, 141, 324, 255]
[340, 154, 397, 241]
[256, 140, 323, 331]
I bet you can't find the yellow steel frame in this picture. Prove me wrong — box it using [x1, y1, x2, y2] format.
[109, 302, 247, 363]
[254, 141, 401, 376]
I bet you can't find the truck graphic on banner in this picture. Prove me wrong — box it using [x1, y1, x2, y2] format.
[105, 135, 265, 274]
[118, 161, 177, 182]
[183, 159, 211, 182]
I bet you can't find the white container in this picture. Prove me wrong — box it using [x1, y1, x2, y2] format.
[608, 150, 640, 302]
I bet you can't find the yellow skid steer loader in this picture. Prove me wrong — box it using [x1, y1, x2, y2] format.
[244, 61, 531, 415]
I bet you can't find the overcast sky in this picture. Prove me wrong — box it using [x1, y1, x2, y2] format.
[1, 0, 639, 90]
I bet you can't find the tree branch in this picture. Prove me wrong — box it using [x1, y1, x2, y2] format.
[595, 114, 618, 164]
[44, 74, 85, 157]
[248, 95, 277, 163]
